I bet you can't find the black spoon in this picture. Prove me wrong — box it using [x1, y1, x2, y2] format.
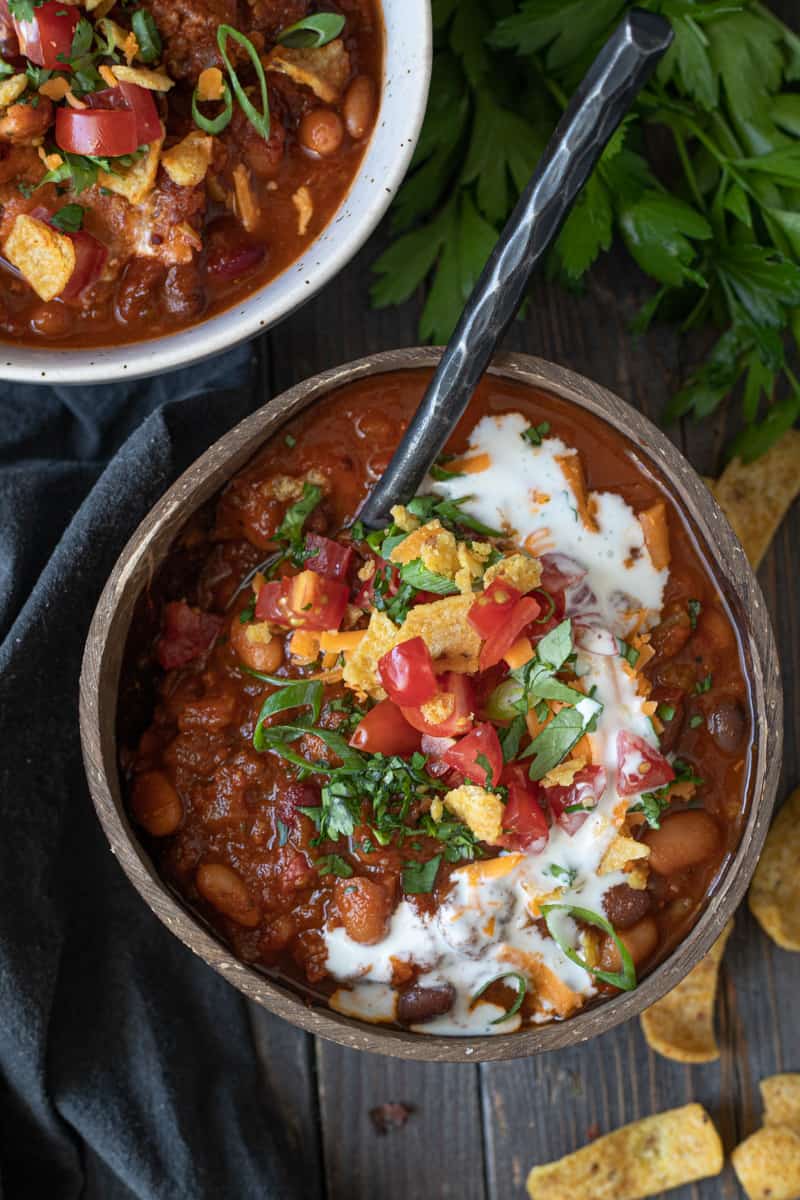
[358, 8, 673, 530]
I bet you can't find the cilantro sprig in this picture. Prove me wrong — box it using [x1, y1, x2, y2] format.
[373, 0, 800, 461]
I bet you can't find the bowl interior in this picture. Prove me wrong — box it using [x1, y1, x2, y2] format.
[0, 0, 432, 386]
[80, 348, 782, 1061]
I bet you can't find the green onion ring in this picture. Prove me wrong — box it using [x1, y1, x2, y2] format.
[191, 79, 234, 134]
[277, 12, 345, 48]
[217, 23, 270, 141]
[471, 972, 527, 1024]
[533, 589, 557, 623]
[540, 902, 637, 991]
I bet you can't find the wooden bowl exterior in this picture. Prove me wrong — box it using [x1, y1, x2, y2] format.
[79, 348, 782, 1062]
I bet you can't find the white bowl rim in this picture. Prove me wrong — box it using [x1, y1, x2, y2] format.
[0, 0, 432, 386]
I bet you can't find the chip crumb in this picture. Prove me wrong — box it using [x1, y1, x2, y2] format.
[762, 1075, 800, 1133]
[0, 74, 28, 109]
[3, 214, 75, 302]
[483, 552, 542, 594]
[640, 918, 733, 1062]
[265, 39, 351, 103]
[443, 784, 504, 844]
[749, 786, 800, 950]
[99, 138, 162, 205]
[526, 1103, 723, 1199]
[111, 63, 174, 91]
[162, 131, 214, 188]
[292, 185, 313, 237]
[732, 1125, 800, 1200]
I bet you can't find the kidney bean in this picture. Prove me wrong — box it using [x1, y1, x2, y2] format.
[649, 602, 692, 659]
[343, 75, 376, 139]
[229, 613, 284, 673]
[298, 108, 344, 157]
[397, 983, 455, 1024]
[334, 875, 392, 945]
[116, 259, 165, 324]
[130, 770, 183, 836]
[29, 301, 73, 339]
[195, 862, 261, 927]
[206, 218, 266, 280]
[643, 810, 720, 876]
[603, 883, 652, 930]
[600, 916, 659, 973]
[707, 698, 747, 754]
[164, 263, 206, 321]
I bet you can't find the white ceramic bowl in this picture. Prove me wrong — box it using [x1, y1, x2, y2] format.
[0, 0, 432, 386]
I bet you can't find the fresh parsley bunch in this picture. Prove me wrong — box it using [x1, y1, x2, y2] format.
[372, 0, 800, 461]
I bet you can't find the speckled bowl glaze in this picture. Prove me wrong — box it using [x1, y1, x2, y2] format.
[80, 348, 781, 1062]
[0, 0, 432, 386]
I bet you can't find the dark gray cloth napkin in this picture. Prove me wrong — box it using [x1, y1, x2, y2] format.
[0, 349, 302, 1200]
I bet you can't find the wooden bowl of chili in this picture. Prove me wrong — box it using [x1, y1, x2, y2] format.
[79, 348, 781, 1061]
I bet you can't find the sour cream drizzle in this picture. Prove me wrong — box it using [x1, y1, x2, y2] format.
[325, 413, 669, 1034]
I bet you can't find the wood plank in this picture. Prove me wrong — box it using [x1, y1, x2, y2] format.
[316, 1040, 486, 1200]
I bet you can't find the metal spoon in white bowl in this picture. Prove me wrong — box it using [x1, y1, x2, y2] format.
[358, 8, 673, 530]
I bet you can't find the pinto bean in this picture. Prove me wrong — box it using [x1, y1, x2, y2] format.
[643, 810, 720, 876]
[397, 983, 456, 1025]
[708, 698, 747, 754]
[131, 770, 183, 836]
[343, 75, 376, 139]
[600, 916, 659, 973]
[603, 883, 652, 930]
[29, 302, 73, 339]
[298, 108, 344, 156]
[649, 602, 692, 659]
[196, 862, 261, 927]
[0, 97, 54, 145]
[334, 875, 392, 945]
[229, 612, 284, 673]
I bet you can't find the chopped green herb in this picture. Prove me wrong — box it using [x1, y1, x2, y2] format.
[238, 598, 256, 625]
[498, 713, 527, 763]
[131, 8, 162, 62]
[277, 12, 345, 49]
[315, 854, 353, 878]
[276, 818, 290, 847]
[8, 1, 39, 22]
[402, 855, 442, 894]
[522, 699, 602, 782]
[471, 972, 527, 1025]
[398, 558, 459, 596]
[695, 673, 713, 694]
[406, 493, 504, 538]
[348, 518, 366, 542]
[419, 813, 481, 863]
[252, 680, 324, 750]
[541, 903, 636, 991]
[546, 863, 577, 887]
[690, 714, 704, 729]
[656, 703, 676, 723]
[618, 638, 640, 668]
[687, 599, 702, 630]
[430, 457, 466, 481]
[49, 203, 84, 233]
[475, 752, 494, 788]
[630, 788, 671, 830]
[284, 433, 297, 448]
[274, 482, 323, 563]
[522, 421, 551, 446]
[360, 837, 375, 854]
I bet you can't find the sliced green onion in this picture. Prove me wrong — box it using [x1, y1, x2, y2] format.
[131, 9, 162, 63]
[277, 13, 345, 48]
[540, 902, 637, 992]
[217, 23, 270, 140]
[486, 678, 525, 721]
[192, 78, 234, 134]
[471, 972, 527, 1024]
[533, 589, 556, 623]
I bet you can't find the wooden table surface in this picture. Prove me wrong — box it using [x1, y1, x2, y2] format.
[240, 193, 799, 1199]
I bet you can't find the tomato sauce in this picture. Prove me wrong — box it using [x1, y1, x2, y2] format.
[118, 370, 753, 1031]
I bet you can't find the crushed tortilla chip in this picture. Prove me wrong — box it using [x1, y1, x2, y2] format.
[342, 610, 397, 700]
[98, 138, 162, 204]
[526, 1103, 723, 1200]
[265, 39, 350, 104]
[420, 691, 455, 727]
[390, 519, 460, 577]
[732, 1126, 800, 1200]
[112, 64, 174, 91]
[0, 74, 27, 108]
[292, 185, 313, 236]
[443, 784, 504, 844]
[39, 76, 70, 101]
[389, 505, 420, 533]
[232, 163, 260, 233]
[598, 834, 650, 876]
[483, 552, 541, 594]
[3, 214, 75, 302]
[541, 758, 585, 788]
[640, 918, 732, 1062]
[710, 430, 800, 568]
[197, 67, 225, 102]
[749, 786, 800, 950]
[762, 1076, 800, 1132]
[400, 594, 481, 673]
[455, 542, 488, 594]
[162, 131, 214, 188]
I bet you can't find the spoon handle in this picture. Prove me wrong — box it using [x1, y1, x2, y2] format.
[359, 8, 672, 529]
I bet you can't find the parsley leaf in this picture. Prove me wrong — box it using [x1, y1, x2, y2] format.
[50, 204, 84, 233]
[522, 700, 602, 781]
[315, 854, 353, 878]
[521, 420, 551, 446]
[402, 855, 442, 894]
[274, 483, 323, 563]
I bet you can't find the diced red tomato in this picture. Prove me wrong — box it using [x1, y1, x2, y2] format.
[56, 107, 139, 157]
[254, 569, 348, 631]
[304, 534, 353, 582]
[353, 556, 400, 610]
[14, 0, 79, 69]
[442, 722, 503, 789]
[546, 765, 607, 836]
[479, 595, 541, 670]
[378, 637, 438, 707]
[468, 579, 521, 639]
[616, 731, 675, 797]
[419, 732, 457, 778]
[86, 82, 163, 144]
[402, 672, 475, 738]
[60, 230, 107, 300]
[156, 601, 223, 670]
[349, 699, 422, 756]
[496, 765, 549, 852]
